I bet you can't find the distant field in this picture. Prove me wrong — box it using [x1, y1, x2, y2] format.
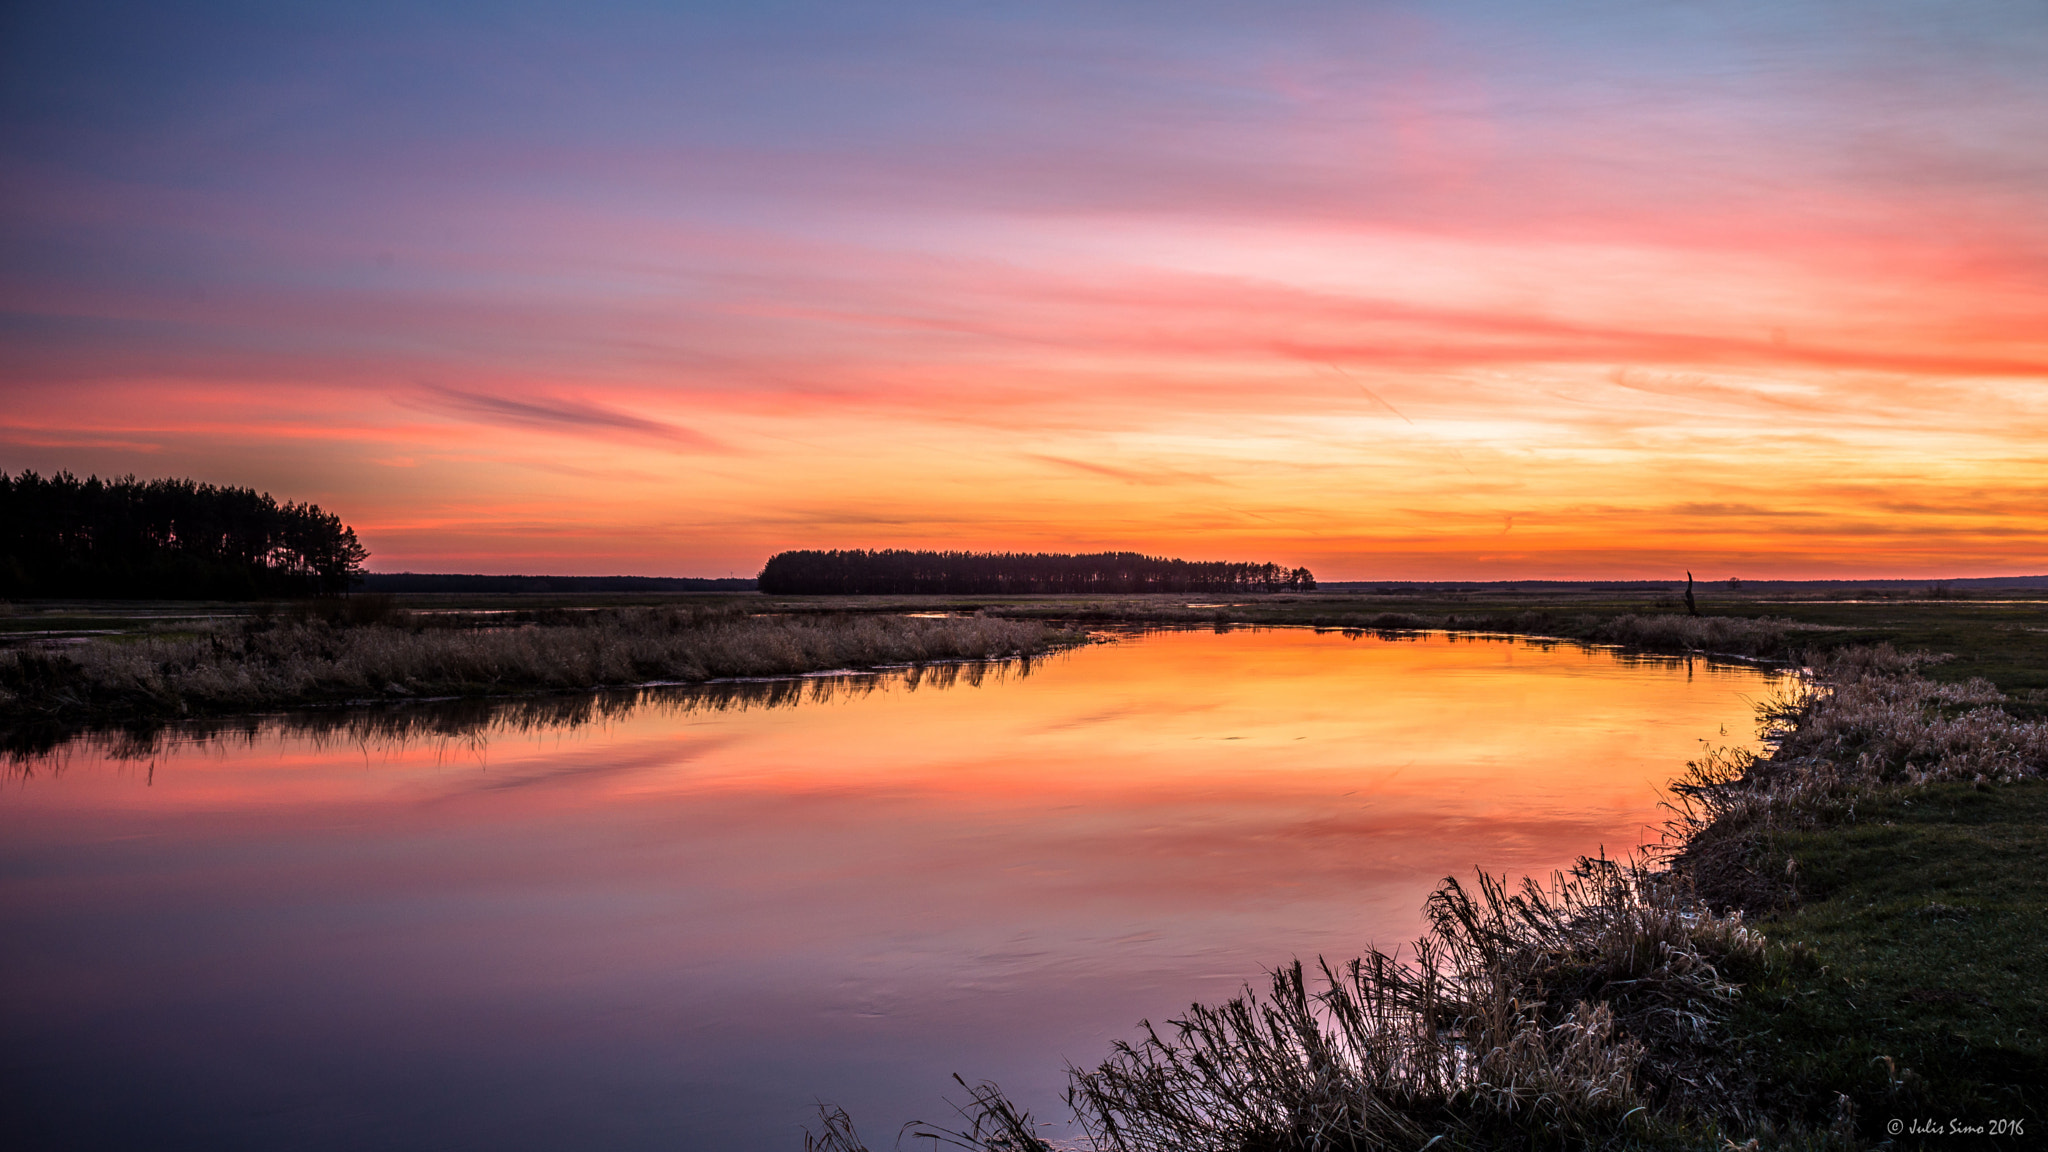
[10, 584, 2047, 697]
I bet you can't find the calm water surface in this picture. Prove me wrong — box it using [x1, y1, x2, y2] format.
[1, 629, 1783, 1150]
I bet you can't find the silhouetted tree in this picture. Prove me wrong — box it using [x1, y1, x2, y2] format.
[0, 471, 368, 598]
[757, 550, 1316, 595]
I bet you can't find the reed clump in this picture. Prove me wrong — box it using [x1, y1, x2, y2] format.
[1579, 613, 1807, 659]
[0, 607, 1077, 725]
[1056, 859, 1765, 1152]
[810, 858, 1770, 1152]
[1669, 644, 2048, 915]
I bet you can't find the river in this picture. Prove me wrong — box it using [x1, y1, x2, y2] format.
[0, 627, 1785, 1150]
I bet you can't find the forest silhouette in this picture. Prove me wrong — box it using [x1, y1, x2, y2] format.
[0, 471, 368, 599]
[758, 549, 1316, 595]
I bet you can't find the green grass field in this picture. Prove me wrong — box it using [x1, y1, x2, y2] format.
[1728, 782, 2046, 1144]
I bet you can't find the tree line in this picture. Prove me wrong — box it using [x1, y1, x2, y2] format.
[0, 471, 369, 599]
[757, 549, 1316, 595]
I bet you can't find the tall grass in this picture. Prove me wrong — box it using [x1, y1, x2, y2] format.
[1671, 643, 2048, 847]
[982, 604, 1821, 660]
[0, 607, 1078, 726]
[809, 857, 1770, 1152]
[1581, 613, 1809, 658]
[1054, 859, 1764, 1152]
[1668, 644, 2048, 913]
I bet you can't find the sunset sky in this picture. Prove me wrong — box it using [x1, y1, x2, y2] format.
[4, 1, 2045, 579]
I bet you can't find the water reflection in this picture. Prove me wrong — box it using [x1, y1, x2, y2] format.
[4, 654, 1041, 774]
[0, 629, 1783, 1151]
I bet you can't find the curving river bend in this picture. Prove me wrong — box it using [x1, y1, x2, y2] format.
[1, 627, 1786, 1150]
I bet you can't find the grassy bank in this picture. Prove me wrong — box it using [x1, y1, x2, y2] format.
[0, 604, 1078, 729]
[1660, 650, 2048, 1146]
[1720, 782, 2047, 1139]
[749, 585, 2048, 692]
[808, 640, 2046, 1151]
[12, 583, 2044, 683]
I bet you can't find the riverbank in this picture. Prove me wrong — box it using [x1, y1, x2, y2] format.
[1665, 649, 2047, 1146]
[12, 583, 2045, 684]
[0, 604, 1080, 731]
[0, 585, 1842, 734]
[806, 643, 2046, 1149]
[1717, 780, 2046, 1143]
[739, 585, 2048, 696]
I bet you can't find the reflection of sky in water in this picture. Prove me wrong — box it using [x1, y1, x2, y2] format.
[1, 629, 1784, 1150]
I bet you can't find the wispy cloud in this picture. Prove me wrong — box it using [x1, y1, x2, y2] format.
[1025, 454, 1230, 487]
[414, 385, 731, 452]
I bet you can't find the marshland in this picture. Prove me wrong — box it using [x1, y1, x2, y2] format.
[0, 598, 1077, 729]
[5, 583, 2046, 1149]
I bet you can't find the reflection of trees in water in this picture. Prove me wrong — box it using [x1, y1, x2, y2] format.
[3, 656, 1043, 777]
[4, 633, 1777, 779]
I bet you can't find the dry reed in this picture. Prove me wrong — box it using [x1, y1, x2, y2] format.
[984, 605, 1819, 660]
[0, 608, 1078, 725]
[6, 663, 1046, 772]
[807, 856, 1765, 1152]
[1580, 613, 1810, 659]
[1053, 857, 1761, 1152]
[1667, 644, 2048, 914]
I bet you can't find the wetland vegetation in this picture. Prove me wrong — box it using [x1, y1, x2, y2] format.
[0, 601, 1077, 731]
[5, 577, 2044, 1148]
